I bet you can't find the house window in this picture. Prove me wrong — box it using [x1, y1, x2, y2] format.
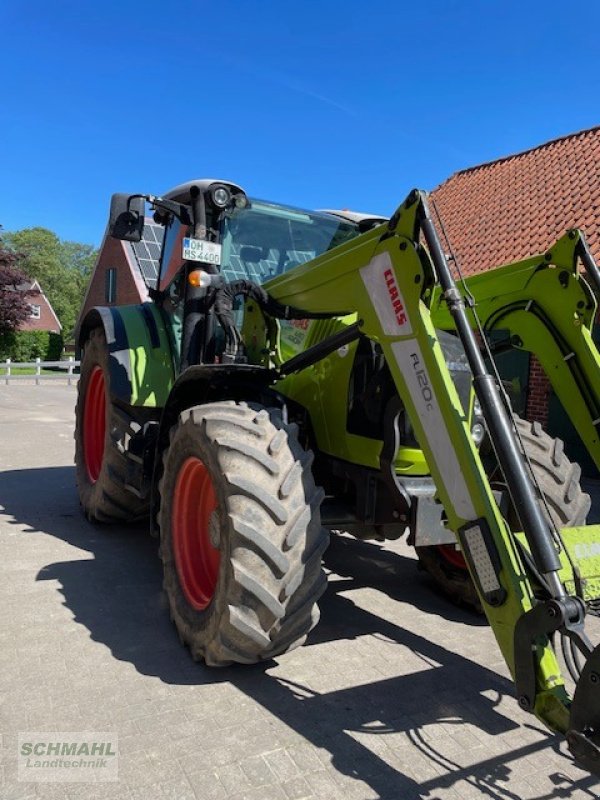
[30, 304, 41, 319]
[105, 268, 117, 304]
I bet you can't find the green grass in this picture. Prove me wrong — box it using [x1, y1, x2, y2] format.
[1, 367, 62, 375]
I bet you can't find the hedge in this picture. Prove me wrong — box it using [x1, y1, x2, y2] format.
[0, 330, 63, 362]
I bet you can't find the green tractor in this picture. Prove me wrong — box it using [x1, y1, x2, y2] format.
[76, 179, 600, 772]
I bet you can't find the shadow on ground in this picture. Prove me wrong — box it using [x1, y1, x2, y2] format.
[1, 465, 597, 799]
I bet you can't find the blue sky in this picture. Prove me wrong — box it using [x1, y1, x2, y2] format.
[1, 1, 599, 246]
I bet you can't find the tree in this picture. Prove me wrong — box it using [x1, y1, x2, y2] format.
[2, 228, 98, 339]
[0, 237, 32, 333]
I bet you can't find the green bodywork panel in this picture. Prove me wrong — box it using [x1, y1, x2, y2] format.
[516, 528, 600, 603]
[82, 303, 175, 407]
[242, 285, 430, 475]
[431, 231, 600, 472]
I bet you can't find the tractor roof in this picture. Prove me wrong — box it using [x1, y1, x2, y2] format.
[320, 209, 388, 227]
[164, 179, 244, 203]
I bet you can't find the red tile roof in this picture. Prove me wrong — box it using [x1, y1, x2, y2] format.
[430, 125, 600, 276]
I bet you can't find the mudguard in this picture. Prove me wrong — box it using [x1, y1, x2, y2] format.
[77, 303, 175, 407]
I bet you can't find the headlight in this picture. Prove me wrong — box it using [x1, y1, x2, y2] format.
[470, 396, 486, 446]
[471, 422, 486, 446]
[211, 185, 231, 208]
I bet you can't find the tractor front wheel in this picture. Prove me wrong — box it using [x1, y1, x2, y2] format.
[416, 415, 591, 610]
[75, 327, 155, 523]
[158, 401, 329, 666]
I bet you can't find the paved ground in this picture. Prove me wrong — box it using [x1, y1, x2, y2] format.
[2, 384, 600, 800]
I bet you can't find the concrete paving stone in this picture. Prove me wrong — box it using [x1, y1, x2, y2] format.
[34, 785, 72, 800]
[110, 700, 163, 723]
[426, 787, 464, 800]
[240, 754, 277, 787]
[187, 768, 227, 799]
[135, 709, 187, 735]
[212, 705, 265, 731]
[262, 749, 300, 783]
[100, 783, 134, 800]
[444, 776, 499, 799]
[195, 723, 254, 753]
[126, 730, 173, 758]
[32, 784, 76, 800]
[159, 774, 197, 800]
[0, 783, 36, 800]
[145, 696, 190, 717]
[167, 717, 212, 741]
[304, 769, 346, 798]
[143, 754, 184, 786]
[145, 736, 203, 764]
[128, 782, 165, 800]
[402, 751, 448, 784]
[239, 717, 300, 745]
[178, 744, 239, 776]
[521, 768, 575, 796]
[182, 702, 216, 723]
[117, 750, 156, 785]
[286, 742, 330, 774]
[1, 733, 19, 753]
[214, 762, 253, 795]
[332, 776, 380, 800]
[229, 786, 289, 800]
[99, 718, 139, 737]
[117, 734, 148, 756]
[281, 775, 313, 800]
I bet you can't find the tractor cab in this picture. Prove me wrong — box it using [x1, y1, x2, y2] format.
[154, 183, 362, 293]
[110, 180, 365, 369]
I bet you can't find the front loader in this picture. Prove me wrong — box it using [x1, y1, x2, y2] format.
[408, 226, 600, 609]
[76, 179, 600, 773]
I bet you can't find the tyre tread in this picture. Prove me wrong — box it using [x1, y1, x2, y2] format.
[158, 400, 329, 666]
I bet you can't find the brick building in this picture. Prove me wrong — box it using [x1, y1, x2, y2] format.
[77, 221, 163, 324]
[430, 125, 600, 471]
[18, 280, 62, 334]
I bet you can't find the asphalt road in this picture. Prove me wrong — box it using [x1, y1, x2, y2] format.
[1, 383, 600, 800]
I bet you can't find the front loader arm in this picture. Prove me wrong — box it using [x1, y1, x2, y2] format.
[431, 231, 600, 471]
[266, 190, 600, 769]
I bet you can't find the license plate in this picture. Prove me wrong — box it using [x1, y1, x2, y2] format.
[182, 238, 222, 266]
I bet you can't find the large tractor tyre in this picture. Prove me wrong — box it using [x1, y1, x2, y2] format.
[75, 327, 154, 523]
[417, 415, 591, 611]
[158, 401, 329, 667]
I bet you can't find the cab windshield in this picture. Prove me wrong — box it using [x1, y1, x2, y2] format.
[220, 200, 360, 285]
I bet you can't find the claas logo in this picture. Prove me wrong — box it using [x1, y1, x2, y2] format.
[384, 268, 407, 327]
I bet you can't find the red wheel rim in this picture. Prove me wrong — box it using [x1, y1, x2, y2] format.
[439, 543, 468, 570]
[83, 366, 106, 483]
[172, 457, 220, 610]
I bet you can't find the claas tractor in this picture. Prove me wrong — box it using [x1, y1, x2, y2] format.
[75, 178, 600, 773]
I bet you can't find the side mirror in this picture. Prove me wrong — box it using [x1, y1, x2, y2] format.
[108, 194, 145, 242]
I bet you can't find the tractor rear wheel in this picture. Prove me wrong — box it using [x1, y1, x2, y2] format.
[75, 327, 155, 523]
[158, 401, 329, 666]
[416, 415, 591, 610]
